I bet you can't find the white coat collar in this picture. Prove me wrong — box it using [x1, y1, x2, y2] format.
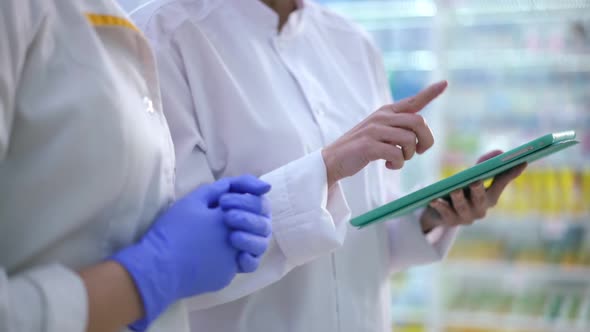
[232, 0, 308, 37]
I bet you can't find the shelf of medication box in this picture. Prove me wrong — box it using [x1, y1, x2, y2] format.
[444, 217, 590, 279]
[382, 50, 590, 72]
[327, 0, 589, 29]
[443, 312, 589, 332]
[392, 323, 427, 332]
[391, 306, 430, 325]
[442, 282, 590, 332]
[326, 1, 437, 22]
[441, 103, 589, 124]
[390, 269, 435, 325]
[438, 165, 590, 219]
[442, 260, 590, 283]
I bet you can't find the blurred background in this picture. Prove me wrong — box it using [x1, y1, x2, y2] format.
[119, 1, 590, 331]
[321, 1, 590, 332]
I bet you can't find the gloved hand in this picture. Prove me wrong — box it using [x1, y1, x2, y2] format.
[221, 191, 272, 273]
[111, 175, 271, 331]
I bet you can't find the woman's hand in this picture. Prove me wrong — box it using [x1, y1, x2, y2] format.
[322, 81, 447, 188]
[109, 175, 271, 331]
[420, 150, 527, 232]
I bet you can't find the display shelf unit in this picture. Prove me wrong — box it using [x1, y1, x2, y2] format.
[325, 1, 590, 332]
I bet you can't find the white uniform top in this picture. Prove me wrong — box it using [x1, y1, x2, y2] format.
[132, 0, 458, 331]
[0, 0, 185, 331]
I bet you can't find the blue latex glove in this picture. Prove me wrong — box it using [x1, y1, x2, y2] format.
[221, 192, 272, 273]
[112, 175, 271, 331]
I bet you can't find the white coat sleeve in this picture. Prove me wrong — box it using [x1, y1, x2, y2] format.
[0, 0, 30, 160]
[150, 41, 351, 311]
[364, 37, 459, 273]
[0, 3, 89, 331]
[0, 266, 88, 332]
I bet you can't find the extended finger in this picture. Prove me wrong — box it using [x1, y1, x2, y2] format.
[390, 81, 448, 114]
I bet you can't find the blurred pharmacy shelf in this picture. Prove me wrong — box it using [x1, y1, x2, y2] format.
[382, 51, 590, 72]
[392, 306, 431, 325]
[325, 0, 590, 332]
[327, 0, 590, 29]
[443, 279, 590, 331]
[445, 312, 590, 332]
[443, 260, 590, 283]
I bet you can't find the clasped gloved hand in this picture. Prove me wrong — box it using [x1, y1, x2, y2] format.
[112, 175, 272, 331]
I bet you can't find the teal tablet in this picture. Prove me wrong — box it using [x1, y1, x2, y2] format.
[350, 131, 579, 228]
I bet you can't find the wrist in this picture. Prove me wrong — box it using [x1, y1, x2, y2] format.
[79, 261, 144, 332]
[110, 243, 173, 331]
[321, 147, 339, 189]
[419, 209, 439, 234]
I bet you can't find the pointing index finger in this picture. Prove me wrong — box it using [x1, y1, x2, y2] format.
[392, 80, 448, 114]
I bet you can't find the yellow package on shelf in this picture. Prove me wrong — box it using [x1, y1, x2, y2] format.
[392, 324, 425, 332]
[558, 167, 576, 214]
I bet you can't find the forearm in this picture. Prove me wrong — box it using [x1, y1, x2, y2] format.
[80, 261, 143, 332]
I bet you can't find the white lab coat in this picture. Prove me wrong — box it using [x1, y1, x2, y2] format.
[0, 0, 186, 331]
[132, 0, 458, 331]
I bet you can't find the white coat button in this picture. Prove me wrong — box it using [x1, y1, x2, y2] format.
[275, 38, 286, 51]
[315, 103, 326, 117]
[143, 96, 155, 114]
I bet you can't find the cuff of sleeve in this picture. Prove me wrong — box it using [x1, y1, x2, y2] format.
[426, 224, 459, 257]
[261, 150, 351, 267]
[8, 265, 88, 332]
[386, 210, 458, 273]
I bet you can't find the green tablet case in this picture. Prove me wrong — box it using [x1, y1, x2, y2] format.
[351, 131, 579, 228]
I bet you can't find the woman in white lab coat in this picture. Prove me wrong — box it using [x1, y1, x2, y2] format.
[0, 1, 274, 331]
[131, 0, 526, 331]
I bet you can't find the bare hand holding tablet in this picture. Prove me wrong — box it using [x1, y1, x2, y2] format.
[351, 131, 579, 228]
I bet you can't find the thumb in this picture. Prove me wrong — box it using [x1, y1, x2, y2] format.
[228, 175, 272, 196]
[477, 150, 503, 164]
[196, 178, 231, 206]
